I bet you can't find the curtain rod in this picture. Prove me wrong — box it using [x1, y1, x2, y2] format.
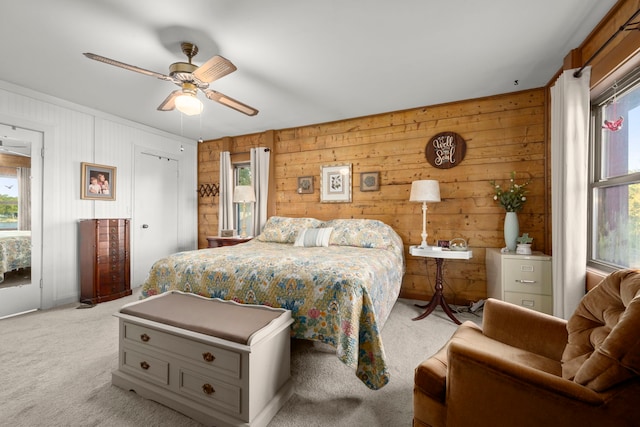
[574, 8, 640, 78]
[231, 148, 271, 155]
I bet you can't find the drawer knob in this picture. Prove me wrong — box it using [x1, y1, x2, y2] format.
[516, 279, 537, 284]
[140, 361, 150, 370]
[140, 333, 150, 342]
[202, 352, 216, 362]
[202, 383, 215, 395]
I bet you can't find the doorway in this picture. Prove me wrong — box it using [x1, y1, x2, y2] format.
[0, 124, 43, 319]
[132, 149, 179, 287]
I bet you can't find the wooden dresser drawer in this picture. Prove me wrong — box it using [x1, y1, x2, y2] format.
[123, 322, 241, 379]
[96, 253, 127, 264]
[503, 259, 552, 295]
[122, 347, 169, 386]
[178, 367, 241, 415]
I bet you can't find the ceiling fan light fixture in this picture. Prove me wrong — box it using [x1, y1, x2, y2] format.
[175, 92, 203, 116]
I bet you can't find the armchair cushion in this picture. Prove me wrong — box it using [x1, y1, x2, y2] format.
[415, 317, 562, 403]
[562, 269, 640, 392]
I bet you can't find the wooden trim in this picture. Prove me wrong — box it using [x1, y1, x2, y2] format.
[563, 48, 582, 70]
[590, 28, 640, 97]
[231, 152, 250, 163]
[0, 153, 30, 168]
[221, 137, 232, 152]
[586, 267, 608, 291]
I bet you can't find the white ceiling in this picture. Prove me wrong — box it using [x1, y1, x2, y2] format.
[0, 0, 617, 142]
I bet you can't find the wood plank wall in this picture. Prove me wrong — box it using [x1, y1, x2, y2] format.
[0, 153, 30, 169]
[198, 88, 547, 305]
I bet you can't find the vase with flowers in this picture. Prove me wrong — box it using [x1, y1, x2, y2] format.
[490, 171, 530, 251]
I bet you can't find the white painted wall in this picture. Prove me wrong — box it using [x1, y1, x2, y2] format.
[0, 80, 197, 309]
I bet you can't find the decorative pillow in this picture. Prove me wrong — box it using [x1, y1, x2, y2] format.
[294, 227, 333, 247]
[256, 216, 323, 243]
[322, 218, 393, 249]
[561, 269, 640, 392]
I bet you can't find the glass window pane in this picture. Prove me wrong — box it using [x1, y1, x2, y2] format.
[0, 175, 18, 230]
[234, 164, 252, 236]
[600, 86, 640, 179]
[237, 166, 251, 185]
[593, 183, 640, 268]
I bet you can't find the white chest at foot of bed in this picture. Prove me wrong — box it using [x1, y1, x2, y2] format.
[112, 291, 294, 427]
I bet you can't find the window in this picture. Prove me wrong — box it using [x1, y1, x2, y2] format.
[0, 173, 18, 230]
[234, 163, 252, 235]
[590, 69, 640, 270]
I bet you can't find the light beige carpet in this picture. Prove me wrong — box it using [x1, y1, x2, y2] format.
[0, 288, 482, 426]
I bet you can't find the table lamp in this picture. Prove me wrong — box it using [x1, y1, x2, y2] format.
[233, 185, 256, 237]
[409, 180, 441, 248]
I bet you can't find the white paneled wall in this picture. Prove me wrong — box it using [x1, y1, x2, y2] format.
[0, 80, 197, 309]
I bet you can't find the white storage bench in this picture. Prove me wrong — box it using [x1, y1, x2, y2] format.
[112, 291, 294, 427]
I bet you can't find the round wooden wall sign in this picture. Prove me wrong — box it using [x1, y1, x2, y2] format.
[425, 132, 466, 169]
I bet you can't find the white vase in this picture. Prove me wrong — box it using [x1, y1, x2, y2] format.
[503, 211, 519, 252]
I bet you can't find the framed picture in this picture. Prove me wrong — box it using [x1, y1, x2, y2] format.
[297, 176, 314, 194]
[360, 171, 380, 192]
[320, 164, 352, 203]
[81, 162, 116, 200]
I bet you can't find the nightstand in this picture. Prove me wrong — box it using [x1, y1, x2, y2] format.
[206, 236, 253, 248]
[409, 246, 473, 324]
[485, 247, 553, 314]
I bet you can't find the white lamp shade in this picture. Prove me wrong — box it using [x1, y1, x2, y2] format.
[175, 93, 203, 116]
[233, 185, 256, 203]
[409, 180, 441, 202]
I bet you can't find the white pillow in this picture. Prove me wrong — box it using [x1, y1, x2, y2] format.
[294, 227, 333, 247]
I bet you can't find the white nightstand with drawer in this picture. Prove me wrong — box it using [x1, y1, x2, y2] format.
[485, 248, 553, 314]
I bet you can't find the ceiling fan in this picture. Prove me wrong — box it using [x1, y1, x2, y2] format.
[83, 42, 258, 116]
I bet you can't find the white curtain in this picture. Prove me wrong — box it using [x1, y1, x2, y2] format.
[250, 147, 270, 236]
[218, 152, 234, 235]
[17, 167, 31, 231]
[550, 67, 591, 319]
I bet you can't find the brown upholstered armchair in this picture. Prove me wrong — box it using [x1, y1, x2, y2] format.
[413, 269, 640, 427]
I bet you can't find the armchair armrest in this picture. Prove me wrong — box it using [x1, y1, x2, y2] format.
[482, 298, 568, 360]
[446, 340, 610, 427]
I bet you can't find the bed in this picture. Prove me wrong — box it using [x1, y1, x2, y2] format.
[141, 217, 405, 390]
[0, 230, 31, 283]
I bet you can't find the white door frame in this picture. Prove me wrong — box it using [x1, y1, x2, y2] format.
[0, 122, 43, 318]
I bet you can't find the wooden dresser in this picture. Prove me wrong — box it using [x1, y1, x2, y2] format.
[79, 218, 131, 304]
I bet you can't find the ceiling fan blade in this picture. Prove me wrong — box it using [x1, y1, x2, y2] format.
[83, 52, 173, 82]
[157, 90, 181, 111]
[204, 90, 258, 116]
[193, 55, 237, 83]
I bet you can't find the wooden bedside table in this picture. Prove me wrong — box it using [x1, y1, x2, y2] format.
[206, 236, 253, 248]
[409, 245, 473, 324]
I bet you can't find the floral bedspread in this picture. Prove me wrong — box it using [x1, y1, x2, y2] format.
[141, 228, 404, 390]
[0, 232, 31, 283]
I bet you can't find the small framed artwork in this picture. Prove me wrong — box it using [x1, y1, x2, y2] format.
[360, 171, 380, 192]
[321, 164, 352, 203]
[297, 176, 314, 194]
[81, 162, 116, 201]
